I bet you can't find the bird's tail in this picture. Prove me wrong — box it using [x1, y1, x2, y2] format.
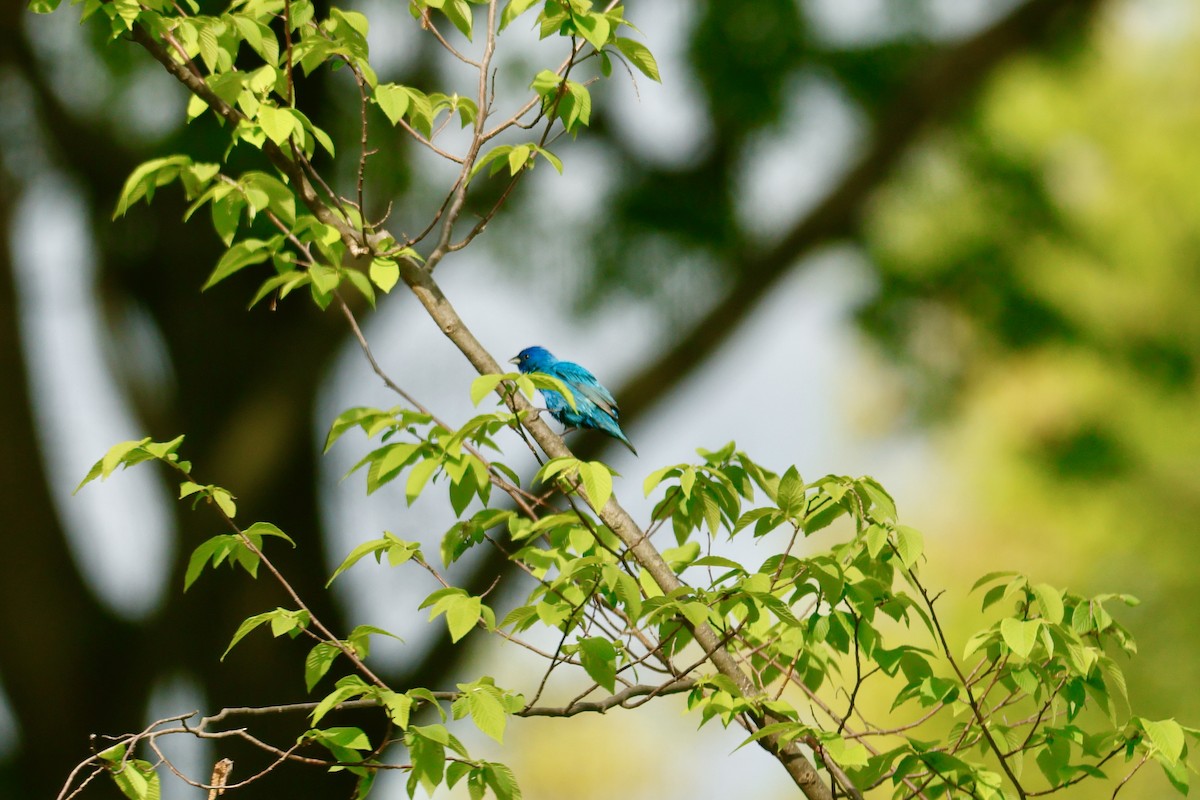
[617, 431, 638, 457]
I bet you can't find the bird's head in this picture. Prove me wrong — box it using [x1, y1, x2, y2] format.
[509, 346, 556, 374]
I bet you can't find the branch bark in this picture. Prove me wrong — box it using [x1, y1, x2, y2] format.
[393, 260, 835, 799]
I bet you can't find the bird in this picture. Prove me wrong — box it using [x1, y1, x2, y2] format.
[509, 346, 638, 455]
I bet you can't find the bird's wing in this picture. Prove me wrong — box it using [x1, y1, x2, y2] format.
[554, 361, 620, 418]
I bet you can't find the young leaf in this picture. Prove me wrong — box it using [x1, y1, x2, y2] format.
[369, 257, 399, 292]
[578, 461, 613, 510]
[222, 611, 275, 660]
[463, 685, 507, 743]
[613, 37, 660, 81]
[244, 521, 295, 545]
[894, 525, 924, 569]
[1000, 618, 1042, 660]
[379, 689, 413, 729]
[406, 458, 439, 504]
[305, 642, 341, 691]
[776, 466, 804, 517]
[257, 104, 299, 145]
[470, 373, 507, 406]
[1142, 718, 1186, 761]
[203, 239, 271, 290]
[328, 537, 391, 586]
[311, 677, 371, 726]
[499, 0, 538, 30]
[445, 594, 482, 643]
[578, 636, 617, 692]
[113, 155, 192, 218]
[374, 83, 412, 125]
[1031, 583, 1065, 624]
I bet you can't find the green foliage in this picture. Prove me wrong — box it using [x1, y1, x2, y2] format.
[75, 435, 188, 493]
[69, 379, 1196, 800]
[223, 607, 310, 659]
[450, 678, 525, 744]
[420, 587, 491, 643]
[47, 0, 1197, 796]
[97, 743, 161, 800]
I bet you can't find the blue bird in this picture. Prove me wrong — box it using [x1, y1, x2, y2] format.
[509, 346, 637, 456]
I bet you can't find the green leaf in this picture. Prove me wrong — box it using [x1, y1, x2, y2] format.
[27, 0, 65, 13]
[1000, 618, 1042, 660]
[1160, 754, 1189, 794]
[506, 144, 532, 176]
[560, 80, 591, 130]
[244, 521, 295, 546]
[309, 263, 341, 294]
[578, 636, 617, 692]
[113, 155, 191, 218]
[1142, 718, 1186, 761]
[971, 570, 1021, 592]
[894, 525, 924, 569]
[535, 145, 564, 174]
[527, 372, 576, 409]
[534, 456, 579, 485]
[211, 488, 237, 518]
[369, 257, 399, 293]
[578, 461, 613, 509]
[203, 239, 271, 290]
[614, 570, 642, 621]
[691, 555, 744, 571]
[530, 69, 561, 98]
[406, 458, 439, 504]
[422, 589, 482, 643]
[106, 757, 160, 800]
[469, 144, 515, 182]
[576, 11, 610, 51]
[856, 478, 896, 523]
[776, 466, 804, 517]
[446, 594, 482, 643]
[406, 725, 447, 795]
[499, 0, 538, 30]
[311, 677, 370, 726]
[440, 0, 473, 40]
[482, 762, 520, 800]
[345, 269, 375, 307]
[305, 642, 340, 691]
[102, 439, 147, 479]
[643, 465, 680, 497]
[223, 608, 308, 659]
[1031, 583, 1064, 624]
[183, 535, 230, 590]
[222, 611, 274, 659]
[257, 104, 299, 145]
[328, 537, 389, 586]
[240, 171, 295, 224]
[463, 685, 507, 743]
[379, 689, 413, 729]
[613, 37, 660, 81]
[374, 83, 412, 125]
[470, 373, 507, 406]
[864, 523, 888, 558]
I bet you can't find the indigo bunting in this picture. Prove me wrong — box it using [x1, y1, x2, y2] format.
[509, 346, 638, 455]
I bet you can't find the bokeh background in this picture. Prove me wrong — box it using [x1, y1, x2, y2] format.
[2, 0, 1198, 797]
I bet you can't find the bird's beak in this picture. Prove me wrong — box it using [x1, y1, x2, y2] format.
[507, 355, 519, 365]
